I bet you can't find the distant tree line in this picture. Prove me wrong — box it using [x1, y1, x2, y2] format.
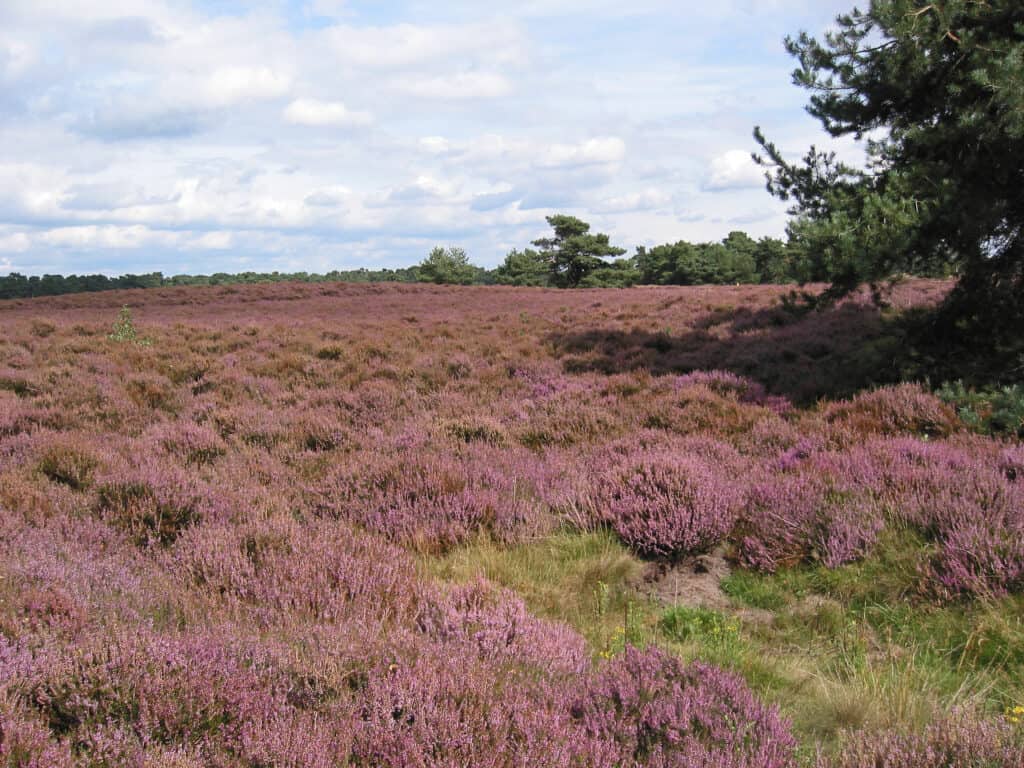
[0, 266, 425, 300]
[0, 213, 949, 300]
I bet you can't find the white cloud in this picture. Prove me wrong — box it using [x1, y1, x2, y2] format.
[395, 72, 511, 100]
[283, 98, 372, 127]
[594, 189, 672, 213]
[191, 231, 233, 250]
[203, 67, 291, 107]
[320, 22, 524, 69]
[0, 39, 34, 81]
[0, 1, 850, 273]
[0, 233, 31, 253]
[39, 225, 176, 249]
[419, 136, 452, 155]
[705, 150, 766, 191]
[538, 137, 626, 168]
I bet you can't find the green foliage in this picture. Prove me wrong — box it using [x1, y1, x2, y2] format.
[494, 248, 551, 287]
[660, 605, 741, 647]
[635, 232, 771, 285]
[417, 246, 477, 285]
[108, 306, 151, 346]
[937, 380, 1024, 438]
[755, 0, 1024, 344]
[532, 214, 626, 288]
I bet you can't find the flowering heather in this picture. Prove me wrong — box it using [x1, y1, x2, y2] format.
[0, 278, 1018, 763]
[822, 383, 961, 438]
[571, 646, 797, 767]
[739, 469, 883, 572]
[598, 447, 744, 558]
[822, 711, 1024, 768]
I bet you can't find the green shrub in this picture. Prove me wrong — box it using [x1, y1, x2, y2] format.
[937, 381, 1024, 438]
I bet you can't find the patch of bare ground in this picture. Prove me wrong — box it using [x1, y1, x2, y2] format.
[638, 545, 773, 624]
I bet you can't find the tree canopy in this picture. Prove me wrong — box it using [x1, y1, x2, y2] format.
[531, 215, 627, 288]
[417, 246, 478, 285]
[754, 0, 1024, 341]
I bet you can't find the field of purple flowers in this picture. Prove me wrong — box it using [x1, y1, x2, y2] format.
[1, 279, 1022, 766]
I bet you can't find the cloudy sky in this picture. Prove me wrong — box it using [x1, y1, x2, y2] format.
[0, 0, 857, 276]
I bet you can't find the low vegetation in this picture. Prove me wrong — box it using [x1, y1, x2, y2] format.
[1, 279, 1021, 765]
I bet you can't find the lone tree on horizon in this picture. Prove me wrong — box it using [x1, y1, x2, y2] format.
[532, 215, 626, 288]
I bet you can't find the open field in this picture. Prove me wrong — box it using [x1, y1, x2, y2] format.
[1, 280, 1022, 766]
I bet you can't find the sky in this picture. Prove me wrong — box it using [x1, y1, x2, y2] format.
[0, 0, 859, 276]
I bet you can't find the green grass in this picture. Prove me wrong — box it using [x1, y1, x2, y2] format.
[425, 528, 1024, 757]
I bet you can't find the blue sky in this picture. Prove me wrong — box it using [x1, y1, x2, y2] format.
[0, 0, 857, 276]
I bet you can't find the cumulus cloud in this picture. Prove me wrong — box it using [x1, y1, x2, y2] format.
[594, 189, 671, 213]
[320, 22, 524, 69]
[0, 1, 849, 273]
[704, 150, 766, 191]
[0, 232, 31, 253]
[395, 72, 511, 100]
[203, 67, 291, 108]
[283, 98, 372, 127]
[538, 138, 626, 168]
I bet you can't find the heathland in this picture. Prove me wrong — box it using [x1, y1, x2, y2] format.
[1, 279, 1022, 766]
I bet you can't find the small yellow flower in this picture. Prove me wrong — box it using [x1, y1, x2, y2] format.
[1013, 706, 1024, 715]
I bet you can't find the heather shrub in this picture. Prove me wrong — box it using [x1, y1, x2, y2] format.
[676, 370, 792, 414]
[443, 418, 507, 446]
[351, 641, 579, 767]
[12, 584, 86, 637]
[823, 384, 959, 438]
[311, 449, 549, 552]
[0, 705, 75, 768]
[315, 344, 346, 361]
[598, 449, 743, 558]
[147, 420, 226, 465]
[16, 631, 311, 763]
[289, 411, 349, 452]
[94, 457, 216, 545]
[738, 464, 884, 572]
[176, 517, 422, 624]
[1000, 444, 1024, 482]
[870, 439, 1024, 597]
[570, 646, 797, 767]
[417, 579, 589, 675]
[35, 441, 99, 490]
[124, 372, 177, 413]
[821, 710, 1024, 768]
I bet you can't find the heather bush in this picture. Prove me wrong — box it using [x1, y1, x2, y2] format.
[1000, 444, 1024, 482]
[147, 420, 226, 465]
[868, 439, 1024, 597]
[35, 440, 100, 490]
[351, 643, 579, 767]
[310, 448, 551, 552]
[570, 646, 797, 767]
[0, 705, 75, 768]
[598, 448, 743, 558]
[176, 516, 423, 625]
[821, 711, 1024, 768]
[418, 579, 590, 675]
[94, 456, 219, 545]
[822, 384, 960, 438]
[676, 370, 792, 414]
[738, 461, 884, 572]
[14, 631, 312, 763]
